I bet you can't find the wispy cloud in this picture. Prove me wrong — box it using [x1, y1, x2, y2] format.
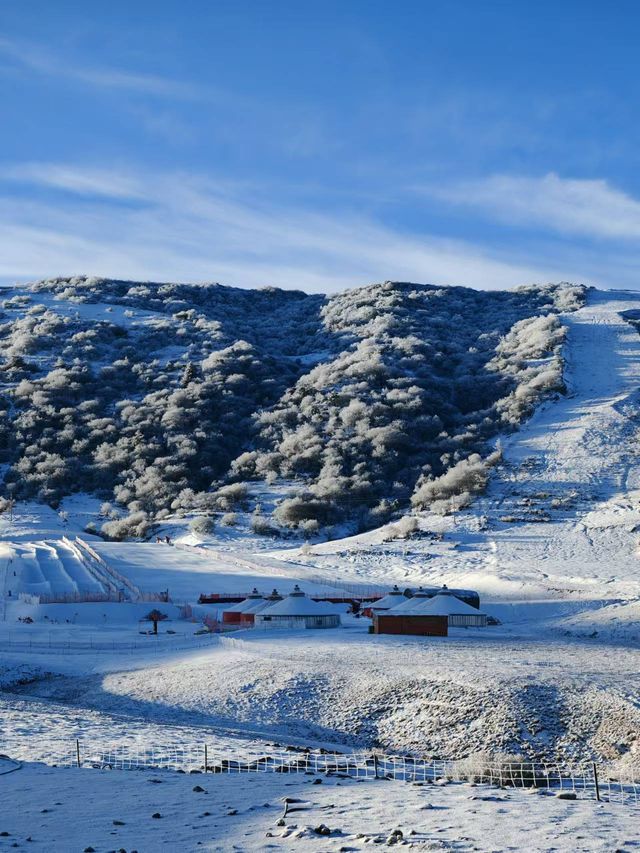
[0, 162, 567, 292]
[421, 172, 640, 241]
[0, 36, 203, 100]
[0, 163, 146, 200]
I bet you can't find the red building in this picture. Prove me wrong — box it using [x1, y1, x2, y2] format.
[373, 613, 448, 637]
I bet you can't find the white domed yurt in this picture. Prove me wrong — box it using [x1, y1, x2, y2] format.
[240, 589, 283, 626]
[254, 585, 341, 630]
[222, 588, 264, 624]
[363, 585, 406, 617]
[410, 586, 487, 627]
[385, 587, 438, 615]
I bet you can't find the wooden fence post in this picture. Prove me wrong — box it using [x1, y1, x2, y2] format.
[76, 739, 81, 768]
[204, 744, 208, 774]
[593, 762, 601, 802]
[373, 754, 380, 779]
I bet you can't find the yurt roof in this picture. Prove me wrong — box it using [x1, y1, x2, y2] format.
[385, 587, 438, 614]
[248, 595, 282, 615]
[223, 588, 264, 613]
[370, 585, 406, 610]
[240, 597, 270, 614]
[258, 585, 340, 617]
[410, 589, 485, 617]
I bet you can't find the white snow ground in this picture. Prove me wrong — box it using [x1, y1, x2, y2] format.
[3, 763, 638, 853]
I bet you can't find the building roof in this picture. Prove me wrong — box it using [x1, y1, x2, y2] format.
[223, 588, 264, 614]
[370, 585, 406, 611]
[240, 597, 271, 614]
[409, 587, 486, 617]
[247, 590, 283, 614]
[386, 587, 437, 614]
[258, 585, 340, 617]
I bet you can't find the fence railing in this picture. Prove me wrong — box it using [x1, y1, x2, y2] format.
[59, 741, 639, 806]
[0, 632, 221, 654]
[28, 591, 124, 604]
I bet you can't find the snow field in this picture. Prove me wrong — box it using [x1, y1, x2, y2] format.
[1, 763, 638, 852]
[89, 540, 368, 600]
[4, 624, 639, 766]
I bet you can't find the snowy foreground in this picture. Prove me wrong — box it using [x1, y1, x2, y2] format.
[1, 761, 638, 853]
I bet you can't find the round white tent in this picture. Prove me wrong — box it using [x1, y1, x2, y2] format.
[254, 585, 341, 630]
[409, 586, 487, 627]
[385, 587, 438, 615]
[222, 588, 264, 624]
[368, 585, 406, 615]
[240, 589, 284, 624]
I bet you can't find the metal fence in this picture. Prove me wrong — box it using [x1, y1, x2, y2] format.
[64, 741, 639, 806]
[0, 632, 221, 654]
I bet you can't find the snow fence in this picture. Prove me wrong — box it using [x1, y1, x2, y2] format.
[60, 741, 639, 807]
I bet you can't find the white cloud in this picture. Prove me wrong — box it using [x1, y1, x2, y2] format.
[0, 163, 146, 200]
[0, 36, 204, 100]
[423, 172, 640, 241]
[0, 163, 566, 292]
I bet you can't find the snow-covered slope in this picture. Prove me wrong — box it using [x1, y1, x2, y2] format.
[272, 289, 640, 604]
[0, 540, 105, 600]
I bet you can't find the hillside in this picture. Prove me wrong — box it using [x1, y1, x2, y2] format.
[273, 289, 640, 604]
[0, 276, 584, 540]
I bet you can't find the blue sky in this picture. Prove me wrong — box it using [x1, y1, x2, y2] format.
[1, 0, 640, 292]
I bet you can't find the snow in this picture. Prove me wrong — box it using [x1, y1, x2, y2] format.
[3, 621, 638, 766]
[1, 763, 638, 852]
[0, 540, 104, 599]
[87, 541, 358, 602]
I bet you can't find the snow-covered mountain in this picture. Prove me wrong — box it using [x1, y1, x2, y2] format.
[0, 276, 584, 540]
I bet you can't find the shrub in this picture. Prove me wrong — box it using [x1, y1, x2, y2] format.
[451, 751, 545, 787]
[412, 452, 501, 511]
[189, 515, 215, 535]
[387, 515, 419, 539]
[210, 483, 248, 512]
[250, 515, 279, 536]
[101, 511, 152, 540]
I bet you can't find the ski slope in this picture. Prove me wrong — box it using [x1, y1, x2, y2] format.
[0, 540, 106, 600]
